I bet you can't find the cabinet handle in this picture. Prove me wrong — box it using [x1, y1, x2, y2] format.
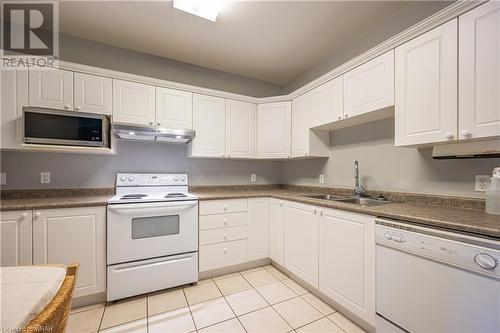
[224, 233, 227, 240]
[74, 105, 81, 111]
[149, 121, 154, 126]
[314, 208, 318, 215]
[319, 209, 323, 216]
[224, 219, 228, 226]
[223, 248, 227, 254]
[287, 155, 291, 158]
[344, 114, 349, 118]
[227, 154, 231, 158]
[444, 132, 454, 140]
[304, 152, 308, 156]
[221, 154, 225, 157]
[157, 122, 161, 126]
[34, 212, 41, 218]
[337, 115, 342, 120]
[64, 104, 71, 110]
[461, 130, 471, 137]
[20, 212, 28, 219]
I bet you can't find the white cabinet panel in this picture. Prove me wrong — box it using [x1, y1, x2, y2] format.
[319, 208, 375, 325]
[199, 225, 248, 246]
[269, 198, 284, 266]
[226, 99, 256, 158]
[395, 19, 458, 146]
[344, 50, 394, 117]
[309, 76, 344, 128]
[1, 70, 28, 149]
[284, 201, 319, 288]
[156, 87, 193, 129]
[33, 207, 106, 298]
[199, 239, 248, 272]
[112, 79, 156, 126]
[0, 210, 32, 266]
[74, 73, 112, 115]
[199, 198, 248, 215]
[459, 2, 500, 140]
[29, 69, 73, 110]
[247, 198, 269, 261]
[256, 101, 291, 159]
[190, 94, 226, 158]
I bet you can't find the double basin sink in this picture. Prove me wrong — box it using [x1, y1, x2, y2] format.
[301, 194, 391, 206]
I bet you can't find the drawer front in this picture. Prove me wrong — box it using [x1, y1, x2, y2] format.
[199, 212, 247, 230]
[199, 199, 248, 215]
[199, 239, 248, 272]
[200, 225, 248, 245]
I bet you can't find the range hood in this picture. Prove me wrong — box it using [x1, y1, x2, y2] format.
[432, 139, 500, 159]
[112, 124, 195, 143]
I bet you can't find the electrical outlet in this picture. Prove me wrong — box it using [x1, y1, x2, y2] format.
[0, 172, 6, 185]
[319, 174, 325, 184]
[250, 173, 257, 183]
[40, 172, 51, 184]
[475, 175, 490, 192]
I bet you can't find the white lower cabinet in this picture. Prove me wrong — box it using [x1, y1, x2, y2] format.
[199, 239, 248, 272]
[0, 210, 32, 266]
[319, 208, 375, 326]
[269, 198, 285, 266]
[32, 206, 106, 298]
[283, 201, 319, 288]
[247, 198, 269, 260]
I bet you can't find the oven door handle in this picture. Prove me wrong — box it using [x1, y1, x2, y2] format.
[108, 201, 198, 212]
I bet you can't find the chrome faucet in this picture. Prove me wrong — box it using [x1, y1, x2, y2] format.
[354, 160, 367, 197]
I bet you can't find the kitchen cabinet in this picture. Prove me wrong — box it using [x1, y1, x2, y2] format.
[284, 201, 319, 288]
[256, 101, 292, 159]
[29, 69, 73, 110]
[291, 91, 329, 158]
[344, 50, 394, 118]
[309, 76, 344, 128]
[226, 99, 256, 158]
[247, 198, 269, 261]
[74, 72, 112, 115]
[395, 19, 458, 146]
[0, 210, 32, 267]
[459, 2, 500, 140]
[1, 70, 28, 150]
[155, 87, 193, 129]
[319, 208, 375, 326]
[269, 198, 285, 266]
[190, 94, 226, 158]
[112, 79, 156, 127]
[32, 206, 106, 298]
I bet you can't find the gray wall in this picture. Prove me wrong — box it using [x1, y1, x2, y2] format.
[282, 118, 500, 199]
[0, 141, 282, 189]
[59, 34, 282, 98]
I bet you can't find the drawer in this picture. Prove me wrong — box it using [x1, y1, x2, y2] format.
[199, 212, 247, 230]
[199, 239, 248, 272]
[199, 199, 248, 215]
[200, 225, 248, 245]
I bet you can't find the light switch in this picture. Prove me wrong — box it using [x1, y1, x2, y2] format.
[40, 172, 51, 184]
[319, 174, 325, 184]
[251, 173, 257, 183]
[0, 172, 6, 185]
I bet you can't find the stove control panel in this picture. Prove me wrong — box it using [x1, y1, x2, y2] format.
[116, 173, 188, 187]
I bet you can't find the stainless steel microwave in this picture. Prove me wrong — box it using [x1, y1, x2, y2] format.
[23, 107, 110, 147]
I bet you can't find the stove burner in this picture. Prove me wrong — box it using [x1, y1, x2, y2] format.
[121, 194, 148, 199]
[165, 193, 187, 198]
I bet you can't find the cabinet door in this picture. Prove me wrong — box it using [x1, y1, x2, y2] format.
[459, 2, 500, 140]
[291, 92, 310, 157]
[284, 201, 319, 288]
[0, 210, 32, 266]
[395, 19, 458, 146]
[256, 101, 291, 158]
[344, 50, 394, 118]
[269, 198, 284, 266]
[1, 70, 28, 149]
[33, 207, 106, 298]
[29, 69, 73, 110]
[226, 99, 256, 158]
[74, 73, 112, 115]
[319, 208, 375, 326]
[112, 79, 156, 126]
[309, 76, 343, 128]
[247, 198, 269, 260]
[156, 87, 193, 129]
[190, 94, 226, 157]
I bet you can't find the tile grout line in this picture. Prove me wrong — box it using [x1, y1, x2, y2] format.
[212, 271, 249, 333]
[183, 281, 202, 332]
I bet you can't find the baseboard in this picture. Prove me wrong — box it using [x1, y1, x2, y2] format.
[198, 257, 271, 280]
[72, 292, 106, 309]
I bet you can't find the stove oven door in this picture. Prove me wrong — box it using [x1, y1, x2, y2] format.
[107, 200, 198, 265]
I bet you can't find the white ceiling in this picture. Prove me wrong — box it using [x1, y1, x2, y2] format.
[60, 1, 449, 85]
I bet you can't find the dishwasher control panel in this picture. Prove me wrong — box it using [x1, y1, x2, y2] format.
[376, 219, 500, 279]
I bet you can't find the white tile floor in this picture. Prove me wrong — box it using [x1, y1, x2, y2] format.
[67, 265, 366, 333]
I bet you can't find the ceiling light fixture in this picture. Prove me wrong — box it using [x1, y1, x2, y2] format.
[173, 0, 224, 22]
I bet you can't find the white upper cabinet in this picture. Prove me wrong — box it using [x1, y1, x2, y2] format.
[309, 76, 344, 128]
[269, 198, 285, 266]
[74, 73, 112, 115]
[344, 50, 394, 118]
[0, 210, 32, 267]
[459, 2, 500, 140]
[190, 94, 226, 158]
[256, 101, 292, 159]
[395, 19, 458, 146]
[113, 79, 156, 127]
[226, 99, 256, 158]
[247, 198, 270, 261]
[155, 87, 193, 129]
[1, 70, 28, 150]
[29, 69, 73, 110]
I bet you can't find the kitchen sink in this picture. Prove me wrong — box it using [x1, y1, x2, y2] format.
[301, 194, 391, 206]
[301, 194, 351, 200]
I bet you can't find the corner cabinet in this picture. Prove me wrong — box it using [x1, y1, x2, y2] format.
[32, 206, 106, 298]
[256, 101, 292, 159]
[155, 87, 193, 129]
[395, 19, 458, 146]
[247, 198, 270, 260]
[226, 100, 256, 159]
[269, 198, 285, 266]
[112, 79, 156, 127]
[319, 208, 375, 326]
[0, 210, 32, 266]
[459, 2, 500, 140]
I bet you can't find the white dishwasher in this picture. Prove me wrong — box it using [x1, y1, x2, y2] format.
[375, 219, 500, 333]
